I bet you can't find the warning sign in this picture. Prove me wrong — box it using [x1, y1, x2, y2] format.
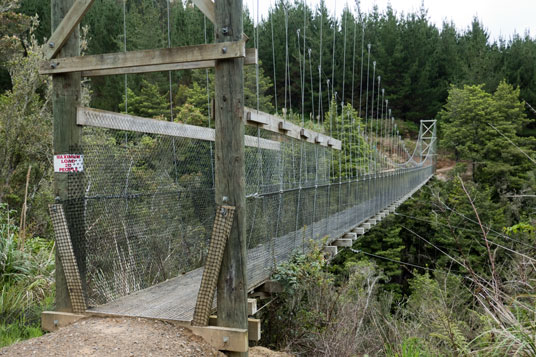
[54, 154, 84, 173]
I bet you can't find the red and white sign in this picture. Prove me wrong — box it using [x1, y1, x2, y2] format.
[54, 154, 84, 173]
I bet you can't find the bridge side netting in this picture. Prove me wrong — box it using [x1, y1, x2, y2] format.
[64, 123, 433, 307]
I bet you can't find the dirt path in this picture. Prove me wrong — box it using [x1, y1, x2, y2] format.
[435, 156, 456, 181]
[0, 317, 292, 357]
[436, 164, 455, 181]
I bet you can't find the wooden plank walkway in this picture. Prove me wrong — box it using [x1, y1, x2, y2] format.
[88, 267, 204, 322]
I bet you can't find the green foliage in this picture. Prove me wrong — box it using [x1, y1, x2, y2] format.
[0, 203, 54, 347]
[261, 242, 388, 355]
[16, 0, 48, 45]
[256, 1, 536, 125]
[337, 217, 405, 298]
[405, 272, 473, 355]
[271, 240, 331, 291]
[323, 100, 373, 178]
[0, 0, 31, 62]
[505, 222, 534, 237]
[439, 81, 535, 193]
[0, 321, 43, 348]
[0, 22, 53, 236]
[244, 61, 275, 113]
[120, 80, 170, 120]
[385, 337, 432, 357]
[347, 174, 518, 309]
[6, 0, 536, 125]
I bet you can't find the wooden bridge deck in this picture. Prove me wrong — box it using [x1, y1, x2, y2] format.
[88, 267, 204, 322]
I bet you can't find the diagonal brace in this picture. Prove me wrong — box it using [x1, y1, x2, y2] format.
[45, 0, 95, 60]
[192, 205, 236, 326]
[49, 204, 86, 313]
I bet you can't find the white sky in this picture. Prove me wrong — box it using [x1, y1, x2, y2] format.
[248, 0, 535, 42]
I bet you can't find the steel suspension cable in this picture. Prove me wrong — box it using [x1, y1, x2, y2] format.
[359, 21, 365, 118]
[302, 0, 307, 123]
[350, 8, 357, 108]
[341, 6, 347, 103]
[122, 0, 127, 115]
[270, 1, 278, 113]
[331, 0, 337, 96]
[284, 6, 289, 115]
[318, 2, 323, 124]
[166, 0, 173, 120]
[308, 48, 314, 120]
[370, 61, 376, 175]
[297, 29, 303, 121]
[203, 16, 214, 186]
[255, 0, 260, 112]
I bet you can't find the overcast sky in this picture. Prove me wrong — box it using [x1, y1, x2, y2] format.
[247, 0, 535, 42]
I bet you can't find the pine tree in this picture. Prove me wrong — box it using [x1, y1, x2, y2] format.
[439, 81, 534, 192]
[120, 80, 169, 120]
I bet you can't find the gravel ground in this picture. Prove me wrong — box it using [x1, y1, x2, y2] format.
[0, 317, 224, 357]
[0, 317, 293, 357]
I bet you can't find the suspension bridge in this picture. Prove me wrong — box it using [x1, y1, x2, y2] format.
[40, 0, 437, 353]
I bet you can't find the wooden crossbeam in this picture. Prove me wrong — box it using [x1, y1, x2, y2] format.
[332, 238, 353, 247]
[45, 0, 95, 60]
[42, 311, 85, 332]
[244, 107, 342, 150]
[76, 107, 280, 151]
[81, 48, 257, 77]
[208, 316, 261, 341]
[40, 38, 246, 75]
[188, 325, 248, 352]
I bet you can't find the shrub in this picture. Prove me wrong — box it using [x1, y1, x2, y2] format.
[0, 203, 54, 347]
[260, 241, 386, 356]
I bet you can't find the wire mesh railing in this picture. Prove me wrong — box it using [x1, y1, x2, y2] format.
[63, 110, 435, 308]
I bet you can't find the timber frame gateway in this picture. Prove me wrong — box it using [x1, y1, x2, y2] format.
[40, 0, 436, 354]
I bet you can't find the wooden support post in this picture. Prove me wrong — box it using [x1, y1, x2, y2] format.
[352, 227, 365, 235]
[333, 238, 353, 247]
[247, 299, 257, 316]
[343, 232, 358, 240]
[52, 0, 82, 313]
[214, 0, 248, 356]
[323, 245, 338, 258]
